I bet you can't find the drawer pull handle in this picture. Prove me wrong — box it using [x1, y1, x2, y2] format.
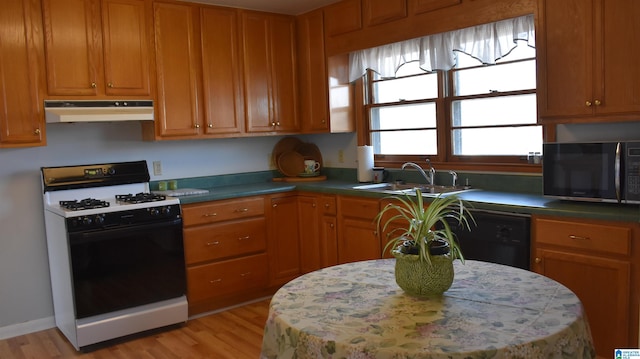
[569, 235, 590, 240]
[240, 272, 251, 277]
[237, 236, 250, 241]
[206, 241, 220, 246]
[203, 213, 217, 217]
[234, 208, 249, 213]
[210, 279, 222, 284]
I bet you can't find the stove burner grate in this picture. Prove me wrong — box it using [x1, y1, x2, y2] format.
[115, 192, 167, 204]
[60, 198, 110, 211]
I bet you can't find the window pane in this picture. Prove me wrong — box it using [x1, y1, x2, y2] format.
[452, 126, 542, 155]
[451, 94, 537, 127]
[454, 60, 536, 96]
[372, 129, 437, 155]
[371, 103, 436, 130]
[373, 70, 437, 103]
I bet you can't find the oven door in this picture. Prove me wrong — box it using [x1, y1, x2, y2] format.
[543, 142, 620, 203]
[68, 218, 186, 319]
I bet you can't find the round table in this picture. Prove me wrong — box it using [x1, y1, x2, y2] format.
[260, 259, 595, 359]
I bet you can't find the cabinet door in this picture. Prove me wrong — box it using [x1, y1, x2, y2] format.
[242, 12, 273, 133]
[321, 216, 339, 267]
[364, 0, 407, 26]
[101, 0, 151, 96]
[596, 0, 640, 115]
[298, 196, 321, 273]
[338, 217, 381, 264]
[298, 10, 329, 133]
[0, 0, 45, 147]
[270, 15, 299, 132]
[536, 0, 593, 118]
[268, 195, 300, 286]
[42, 0, 102, 96]
[534, 249, 630, 356]
[153, 2, 201, 137]
[338, 196, 381, 264]
[200, 6, 244, 135]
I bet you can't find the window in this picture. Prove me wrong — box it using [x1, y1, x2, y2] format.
[353, 15, 540, 170]
[450, 44, 540, 157]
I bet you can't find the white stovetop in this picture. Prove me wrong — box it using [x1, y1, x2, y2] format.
[43, 183, 179, 218]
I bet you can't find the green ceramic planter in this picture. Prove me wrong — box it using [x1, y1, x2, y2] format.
[392, 250, 454, 297]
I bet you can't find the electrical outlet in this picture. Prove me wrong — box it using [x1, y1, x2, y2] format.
[152, 161, 162, 176]
[338, 150, 344, 163]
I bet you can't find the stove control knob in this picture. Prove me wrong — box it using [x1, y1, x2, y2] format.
[94, 214, 105, 225]
[149, 208, 160, 216]
[162, 206, 172, 215]
[82, 216, 92, 226]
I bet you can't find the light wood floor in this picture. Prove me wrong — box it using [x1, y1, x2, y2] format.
[0, 298, 271, 359]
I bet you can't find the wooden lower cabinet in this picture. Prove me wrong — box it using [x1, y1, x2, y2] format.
[268, 194, 301, 286]
[337, 196, 381, 264]
[532, 215, 638, 358]
[298, 193, 338, 273]
[182, 196, 270, 315]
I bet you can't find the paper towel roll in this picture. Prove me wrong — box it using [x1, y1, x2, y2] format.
[357, 145, 374, 182]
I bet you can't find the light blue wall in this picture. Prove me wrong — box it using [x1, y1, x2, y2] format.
[0, 121, 356, 337]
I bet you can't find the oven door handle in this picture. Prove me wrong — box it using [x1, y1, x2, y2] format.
[69, 218, 183, 243]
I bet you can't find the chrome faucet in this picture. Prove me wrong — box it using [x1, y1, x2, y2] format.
[401, 159, 435, 185]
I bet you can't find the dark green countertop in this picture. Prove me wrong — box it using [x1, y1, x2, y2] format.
[171, 178, 639, 223]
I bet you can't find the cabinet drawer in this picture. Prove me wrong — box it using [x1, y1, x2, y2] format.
[187, 253, 268, 303]
[319, 195, 337, 215]
[182, 197, 265, 226]
[339, 196, 379, 219]
[184, 217, 267, 264]
[535, 218, 631, 256]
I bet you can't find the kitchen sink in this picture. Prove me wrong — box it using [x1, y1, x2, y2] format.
[352, 182, 473, 196]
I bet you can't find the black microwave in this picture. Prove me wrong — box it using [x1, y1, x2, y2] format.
[543, 141, 640, 204]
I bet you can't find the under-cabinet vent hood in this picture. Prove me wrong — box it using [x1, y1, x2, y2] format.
[44, 100, 154, 123]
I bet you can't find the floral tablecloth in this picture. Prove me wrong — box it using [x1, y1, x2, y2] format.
[261, 259, 595, 359]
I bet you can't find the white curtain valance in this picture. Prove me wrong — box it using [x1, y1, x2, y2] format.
[348, 14, 535, 82]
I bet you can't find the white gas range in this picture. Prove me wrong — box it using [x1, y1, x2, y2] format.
[41, 161, 187, 351]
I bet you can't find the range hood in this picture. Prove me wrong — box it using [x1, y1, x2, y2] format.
[44, 100, 154, 123]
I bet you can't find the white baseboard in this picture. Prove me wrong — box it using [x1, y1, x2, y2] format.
[0, 316, 56, 340]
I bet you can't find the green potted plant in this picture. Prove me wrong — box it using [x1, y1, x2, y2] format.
[376, 189, 474, 296]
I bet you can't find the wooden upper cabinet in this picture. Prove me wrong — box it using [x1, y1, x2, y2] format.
[297, 10, 330, 133]
[324, 0, 362, 36]
[42, 0, 152, 98]
[241, 11, 299, 133]
[152, 2, 201, 138]
[200, 7, 244, 135]
[537, 0, 640, 121]
[364, 0, 407, 26]
[0, 0, 46, 147]
[101, 0, 152, 96]
[411, 0, 461, 15]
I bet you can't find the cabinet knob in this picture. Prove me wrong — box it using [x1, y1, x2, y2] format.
[34, 128, 41, 135]
[276, 122, 281, 126]
[594, 99, 601, 106]
[203, 212, 217, 217]
[272, 204, 278, 208]
[271, 122, 276, 126]
[585, 100, 592, 107]
[107, 82, 113, 88]
[535, 257, 541, 264]
[195, 124, 200, 128]
[208, 123, 213, 128]
[321, 119, 326, 124]
[210, 279, 222, 284]
[330, 223, 334, 228]
[91, 82, 97, 88]
[206, 241, 220, 246]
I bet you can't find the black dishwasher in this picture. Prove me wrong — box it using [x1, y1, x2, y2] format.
[445, 210, 531, 270]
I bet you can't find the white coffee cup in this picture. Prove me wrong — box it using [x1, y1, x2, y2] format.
[304, 160, 320, 174]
